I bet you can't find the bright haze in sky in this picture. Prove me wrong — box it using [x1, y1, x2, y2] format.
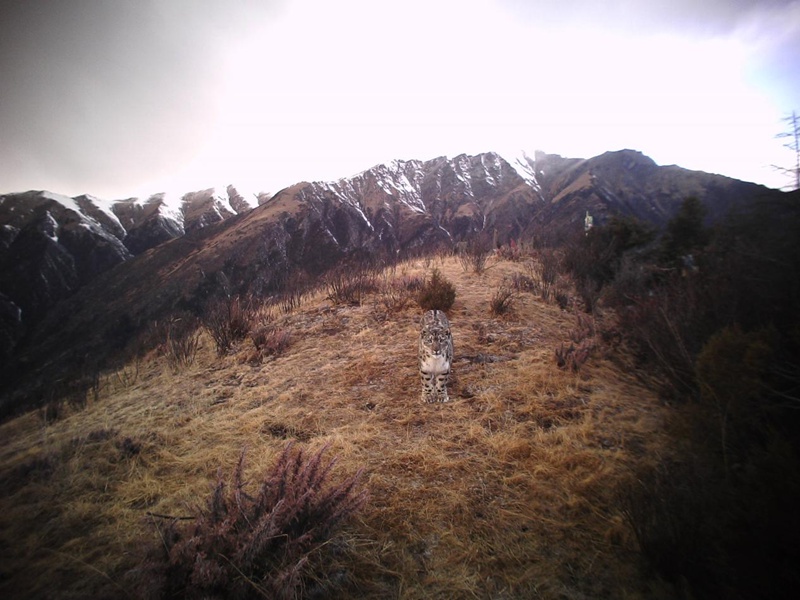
[1, 0, 799, 199]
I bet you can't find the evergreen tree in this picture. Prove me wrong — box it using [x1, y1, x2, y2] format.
[660, 196, 708, 266]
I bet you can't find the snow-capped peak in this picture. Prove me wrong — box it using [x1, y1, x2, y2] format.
[41, 191, 82, 214]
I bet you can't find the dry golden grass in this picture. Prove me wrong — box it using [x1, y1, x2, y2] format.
[0, 254, 674, 599]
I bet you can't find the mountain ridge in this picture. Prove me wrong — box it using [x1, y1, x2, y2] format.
[0, 149, 786, 412]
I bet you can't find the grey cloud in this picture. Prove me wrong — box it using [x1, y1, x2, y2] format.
[0, 0, 284, 196]
[498, 0, 796, 34]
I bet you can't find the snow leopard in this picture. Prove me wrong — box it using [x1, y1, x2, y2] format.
[418, 309, 453, 403]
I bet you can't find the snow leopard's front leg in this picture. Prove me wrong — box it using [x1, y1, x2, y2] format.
[420, 369, 438, 403]
[434, 370, 450, 402]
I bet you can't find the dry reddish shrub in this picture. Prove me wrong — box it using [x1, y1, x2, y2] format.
[145, 443, 367, 599]
[556, 314, 597, 372]
[250, 325, 292, 361]
[495, 239, 525, 262]
[554, 340, 594, 372]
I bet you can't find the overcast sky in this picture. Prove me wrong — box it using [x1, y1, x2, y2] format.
[1, 0, 798, 199]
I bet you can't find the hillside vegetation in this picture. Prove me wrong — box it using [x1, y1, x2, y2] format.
[0, 253, 674, 599]
[4, 187, 800, 599]
[2, 150, 779, 388]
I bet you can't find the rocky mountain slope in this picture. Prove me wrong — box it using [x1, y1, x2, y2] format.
[259, 149, 776, 247]
[0, 150, 785, 411]
[0, 186, 257, 360]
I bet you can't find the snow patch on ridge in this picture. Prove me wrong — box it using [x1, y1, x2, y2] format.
[211, 184, 259, 213]
[41, 211, 60, 242]
[452, 155, 474, 197]
[41, 191, 120, 234]
[41, 191, 81, 214]
[321, 180, 375, 230]
[377, 160, 426, 213]
[480, 153, 501, 187]
[500, 151, 542, 196]
[143, 192, 186, 230]
[80, 194, 125, 232]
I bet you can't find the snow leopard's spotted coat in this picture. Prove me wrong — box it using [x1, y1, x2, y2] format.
[418, 309, 453, 403]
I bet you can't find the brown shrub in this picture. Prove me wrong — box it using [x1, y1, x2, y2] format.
[456, 237, 492, 274]
[250, 325, 292, 361]
[145, 443, 367, 600]
[555, 315, 597, 372]
[489, 286, 515, 316]
[417, 268, 456, 312]
[157, 315, 201, 372]
[325, 266, 379, 306]
[378, 274, 423, 313]
[554, 340, 594, 372]
[202, 295, 256, 355]
[495, 239, 524, 262]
